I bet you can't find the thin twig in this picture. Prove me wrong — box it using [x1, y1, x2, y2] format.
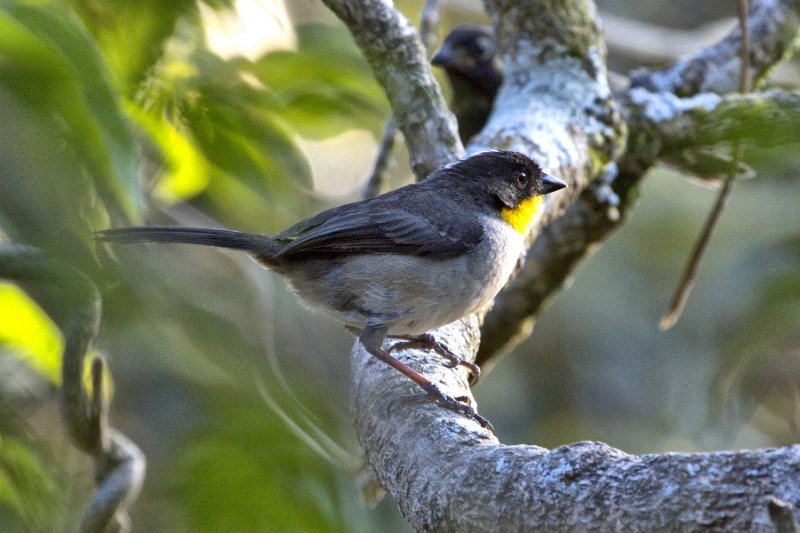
[363, 118, 398, 198]
[418, 0, 441, 50]
[660, 0, 751, 330]
[769, 497, 800, 533]
[739, 0, 752, 93]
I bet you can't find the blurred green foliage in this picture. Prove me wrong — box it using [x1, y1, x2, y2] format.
[0, 435, 58, 532]
[68, 0, 209, 95]
[252, 24, 388, 139]
[0, 1, 139, 222]
[173, 392, 356, 532]
[0, 0, 396, 530]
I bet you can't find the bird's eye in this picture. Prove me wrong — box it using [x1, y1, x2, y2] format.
[515, 171, 529, 187]
[474, 36, 494, 61]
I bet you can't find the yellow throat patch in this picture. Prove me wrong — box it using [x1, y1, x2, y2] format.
[500, 196, 543, 235]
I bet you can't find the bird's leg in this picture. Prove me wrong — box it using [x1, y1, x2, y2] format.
[388, 333, 481, 385]
[359, 326, 493, 431]
[348, 327, 480, 385]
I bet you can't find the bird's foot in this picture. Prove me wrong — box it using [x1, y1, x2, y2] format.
[420, 382, 494, 432]
[389, 333, 481, 385]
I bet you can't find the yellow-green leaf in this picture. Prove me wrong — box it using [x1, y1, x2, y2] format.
[0, 283, 62, 385]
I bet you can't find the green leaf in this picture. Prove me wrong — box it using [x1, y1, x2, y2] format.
[250, 24, 389, 139]
[127, 102, 213, 203]
[0, 2, 140, 222]
[172, 393, 349, 532]
[68, 0, 202, 95]
[0, 283, 62, 385]
[138, 47, 313, 199]
[0, 434, 57, 531]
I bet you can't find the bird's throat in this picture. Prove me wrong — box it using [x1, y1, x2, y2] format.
[501, 196, 543, 235]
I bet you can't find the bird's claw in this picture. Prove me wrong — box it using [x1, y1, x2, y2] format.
[389, 334, 481, 385]
[421, 383, 494, 432]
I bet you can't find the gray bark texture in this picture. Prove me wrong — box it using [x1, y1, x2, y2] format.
[328, 0, 800, 530]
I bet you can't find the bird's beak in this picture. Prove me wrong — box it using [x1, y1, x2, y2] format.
[431, 47, 453, 67]
[541, 173, 568, 194]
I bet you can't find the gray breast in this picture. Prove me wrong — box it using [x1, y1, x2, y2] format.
[280, 215, 523, 335]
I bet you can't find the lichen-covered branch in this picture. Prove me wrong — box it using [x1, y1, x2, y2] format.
[321, 0, 462, 178]
[629, 0, 800, 95]
[352, 345, 800, 532]
[335, 0, 800, 529]
[0, 245, 145, 533]
[632, 88, 800, 151]
[479, 87, 800, 362]
[480, 0, 800, 365]
[362, 0, 443, 197]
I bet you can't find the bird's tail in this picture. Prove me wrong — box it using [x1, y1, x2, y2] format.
[95, 226, 281, 257]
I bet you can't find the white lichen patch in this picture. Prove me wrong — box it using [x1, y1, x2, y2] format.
[629, 87, 722, 123]
[469, 41, 614, 178]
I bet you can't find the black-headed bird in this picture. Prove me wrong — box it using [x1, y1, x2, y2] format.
[432, 25, 502, 143]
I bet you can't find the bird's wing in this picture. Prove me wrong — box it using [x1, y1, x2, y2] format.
[274, 190, 483, 259]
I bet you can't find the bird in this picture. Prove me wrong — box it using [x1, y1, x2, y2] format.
[96, 150, 566, 429]
[432, 25, 502, 143]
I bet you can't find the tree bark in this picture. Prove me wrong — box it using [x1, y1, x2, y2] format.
[480, 0, 800, 364]
[320, 0, 463, 179]
[329, 0, 800, 529]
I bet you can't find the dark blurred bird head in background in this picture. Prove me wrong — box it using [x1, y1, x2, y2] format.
[432, 25, 502, 143]
[433, 25, 501, 91]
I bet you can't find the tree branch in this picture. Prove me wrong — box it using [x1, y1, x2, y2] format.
[0, 245, 145, 533]
[332, 0, 800, 528]
[353, 360, 800, 533]
[362, 0, 442, 197]
[632, 88, 800, 151]
[363, 118, 398, 198]
[320, 0, 462, 179]
[629, 0, 800, 95]
[479, 0, 800, 365]
[478, 87, 800, 361]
